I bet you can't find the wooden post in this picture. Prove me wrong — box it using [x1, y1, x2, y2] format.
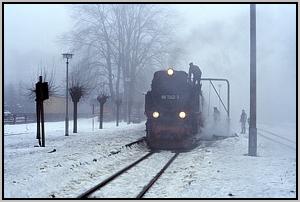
[36, 76, 43, 146]
[40, 101, 45, 147]
[36, 99, 41, 146]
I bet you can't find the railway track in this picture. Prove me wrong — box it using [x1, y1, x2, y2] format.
[124, 137, 146, 148]
[107, 137, 146, 156]
[4, 132, 29, 137]
[257, 128, 295, 150]
[77, 152, 179, 198]
[258, 128, 294, 143]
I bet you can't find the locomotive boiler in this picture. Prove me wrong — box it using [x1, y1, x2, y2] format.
[145, 68, 204, 150]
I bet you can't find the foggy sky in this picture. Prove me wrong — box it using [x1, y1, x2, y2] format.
[4, 4, 296, 125]
[4, 4, 71, 84]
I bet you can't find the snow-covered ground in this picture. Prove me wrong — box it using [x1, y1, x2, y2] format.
[4, 118, 296, 198]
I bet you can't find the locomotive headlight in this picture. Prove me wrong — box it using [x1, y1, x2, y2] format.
[152, 111, 160, 118]
[179, 111, 186, 119]
[167, 68, 174, 76]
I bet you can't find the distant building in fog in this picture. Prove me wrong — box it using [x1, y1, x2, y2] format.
[44, 96, 73, 121]
[44, 96, 73, 115]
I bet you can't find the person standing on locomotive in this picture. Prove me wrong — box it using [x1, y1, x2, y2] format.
[188, 62, 202, 85]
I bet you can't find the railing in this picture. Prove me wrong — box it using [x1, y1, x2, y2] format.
[200, 78, 230, 118]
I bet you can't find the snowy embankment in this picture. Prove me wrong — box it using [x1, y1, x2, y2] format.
[4, 119, 296, 198]
[4, 119, 147, 198]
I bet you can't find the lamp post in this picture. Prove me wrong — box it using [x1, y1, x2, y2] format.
[62, 53, 73, 136]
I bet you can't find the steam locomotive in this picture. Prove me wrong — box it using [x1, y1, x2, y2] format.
[145, 68, 204, 150]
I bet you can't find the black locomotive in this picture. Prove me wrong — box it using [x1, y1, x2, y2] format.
[145, 68, 203, 150]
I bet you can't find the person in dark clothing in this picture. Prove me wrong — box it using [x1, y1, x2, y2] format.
[240, 109, 247, 134]
[213, 107, 220, 123]
[188, 62, 202, 85]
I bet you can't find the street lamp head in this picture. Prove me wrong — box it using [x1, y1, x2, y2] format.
[62, 53, 73, 59]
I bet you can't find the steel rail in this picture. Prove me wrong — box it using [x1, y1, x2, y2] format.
[258, 128, 294, 143]
[77, 152, 154, 198]
[4, 132, 29, 136]
[136, 152, 180, 198]
[257, 132, 295, 150]
[125, 137, 146, 148]
[108, 137, 146, 156]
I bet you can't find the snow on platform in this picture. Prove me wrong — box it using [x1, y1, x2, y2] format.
[3, 119, 296, 198]
[145, 130, 296, 198]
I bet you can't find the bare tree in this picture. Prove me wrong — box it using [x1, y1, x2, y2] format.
[62, 4, 175, 123]
[97, 93, 109, 129]
[69, 61, 95, 133]
[112, 5, 173, 123]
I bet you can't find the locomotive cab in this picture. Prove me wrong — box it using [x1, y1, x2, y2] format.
[145, 68, 203, 150]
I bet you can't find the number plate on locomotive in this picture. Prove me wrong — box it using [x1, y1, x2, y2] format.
[161, 95, 179, 100]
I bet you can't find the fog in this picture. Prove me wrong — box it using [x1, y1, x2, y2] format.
[4, 4, 296, 126]
[4, 4, 71, 84]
